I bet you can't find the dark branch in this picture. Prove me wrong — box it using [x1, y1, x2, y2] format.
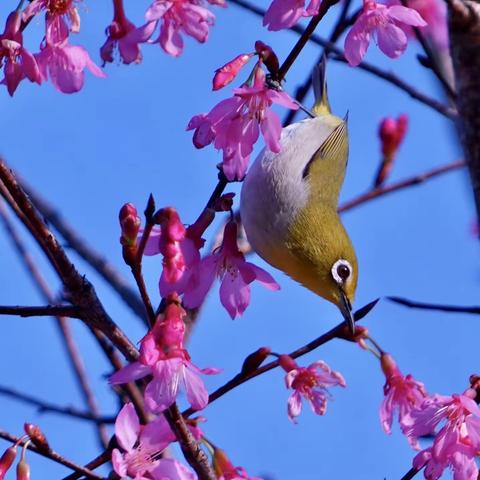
[0, 304, 83, 318]
[0, 385, 115, 424]
[0, 430, 103, 479]
[388, 296, 480, 315]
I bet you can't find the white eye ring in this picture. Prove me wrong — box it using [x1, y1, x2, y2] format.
[331, 259, 352, 285]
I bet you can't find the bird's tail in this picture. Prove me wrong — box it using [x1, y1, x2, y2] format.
[312, 55, 331, 116]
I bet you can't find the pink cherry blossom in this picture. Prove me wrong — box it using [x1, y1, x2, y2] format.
[101, 0, 156, 65]
[188, 67, 298, 181]
[388, 0, 447, 49]
[35, 40, 106, 93]
[182, 221, 280, 319]
[23, 0, 81, 43]
[379, 114, 408, 157]
[263, 0, 321, 31]
[344, 0, 427, 66]
[379, 353, 428, 448]
[213, 53, 254, 91]
[407, 389, 480, 480]
[145, 0, 225, 57]
[110, 297, 219, 413]
[112, 403, 195, 480]
[279, 355, 346, 422]
[141, 207, 204, 298]
[0, 12, 41, 96]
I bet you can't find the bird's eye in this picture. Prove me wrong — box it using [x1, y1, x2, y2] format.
[331, 259, 352, 285]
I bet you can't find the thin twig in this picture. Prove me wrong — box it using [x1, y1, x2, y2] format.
[400, 467, 421, 480]
[0, 304, 83, 318]
[0, 385, 115, 424]
[0, 200, 110, 448]
[62, 449, 113, 480]
[229, 0, 456, 119]
[388, 296, 480, 314]
[0, 430, 103, 480]
[0, 159, 139, 362]
[23, 184, 147, 323]
[338, 160, 465, 213]
[183, 300, 378, 417]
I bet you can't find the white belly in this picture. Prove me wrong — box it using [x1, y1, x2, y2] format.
[240, 116, 336, 260]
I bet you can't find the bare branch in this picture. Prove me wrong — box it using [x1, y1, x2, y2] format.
[388, 296, 480, 315]
[338, 160, 465, 213]
[23, 184, 147, 323]
[0, 385, 115, 424]
[0, 304, 82, 318]
[0, 430, 104, 479]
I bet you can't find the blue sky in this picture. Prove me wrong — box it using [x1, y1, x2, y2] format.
[0, 0, 478, 479]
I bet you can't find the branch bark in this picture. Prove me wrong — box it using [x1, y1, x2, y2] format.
[448, 0, 480, 220]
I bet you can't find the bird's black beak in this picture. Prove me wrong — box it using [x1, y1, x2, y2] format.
[339, 288, 355, 335]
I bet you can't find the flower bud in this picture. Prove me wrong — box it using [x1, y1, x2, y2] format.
[375, 114, 408, 187]
[119, 203, 141, 246]
[16, 458, 30, 480]
[213, 53, 253, 90]
[279, 354, 297, 373]
[0, 445, 17, 479]
[241, 346, 271, 374]
[24, 423, 49, 452]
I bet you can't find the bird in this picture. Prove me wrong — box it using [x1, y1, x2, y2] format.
[240, 58, 358, 333]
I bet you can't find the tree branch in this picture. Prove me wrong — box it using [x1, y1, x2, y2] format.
[0, 385, 115, 424]
[23, 183, 147, 323]
[388, 296, 480, 314]
[0, 159, 139, 362]
[448, 0, 480, 221]
[0, 304, 83, 318]
[338, 160, 465, 213]
[183, 300, 378, 417]
[0, 430, 104, 480]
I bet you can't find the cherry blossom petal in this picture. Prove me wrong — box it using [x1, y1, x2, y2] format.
[388, 5, 427, 25]
[111, 448, 128, 477]
[183, 364, 210, 410]
[344, 20, 371, 66]
[376, 22, 408, 58]
[145, 359, 182, 413]
[115, 403, 140, 452]
[109, 361, 151, 385]
[287, 391, 303, 420]
[151, 458, 196, 480]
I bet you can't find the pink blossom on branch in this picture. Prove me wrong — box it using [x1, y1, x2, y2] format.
[112, 403, 195, 480]
[145, 0, 226, 57]
[110, 296, 219, 413]
[344, 0, 427, 66]
[407, 389, 480, 480]
[182, 220, 280, 319]
[101, 0, 156, 65]
[0, 11, 41, 96]
[379, 353, 428, 448]
[188, 67, 298, 181]
[263, 0, 321, 31]
[213, 53, 254, 91]
[279, 355, 346, 422]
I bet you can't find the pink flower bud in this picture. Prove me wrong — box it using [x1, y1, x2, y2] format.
[16, 458, 30, 480]
[241, 346, 271, 374]
[0, 445, 17, 479]
[213, 53, 254, 90]
[379, 114, 408, 157]
[119, 203, 141, 246]
[279, 354, 298, 373]
[254, 40, 279, 75]
[24, 424, 49, 452]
